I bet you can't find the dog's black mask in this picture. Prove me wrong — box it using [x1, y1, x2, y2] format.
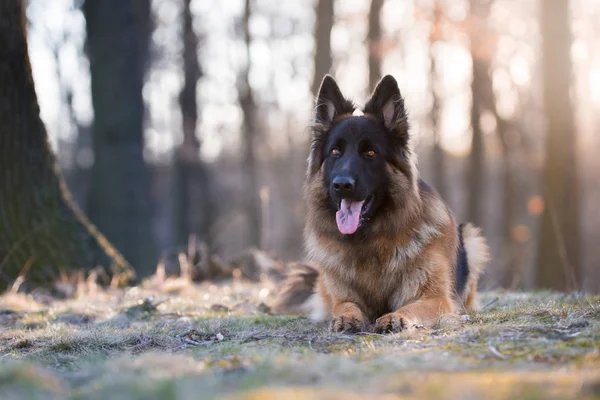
[322, 117, 391, 235]
[312, 75, 410, 236]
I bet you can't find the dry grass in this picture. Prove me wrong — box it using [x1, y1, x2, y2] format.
[1, 277, 599, 399]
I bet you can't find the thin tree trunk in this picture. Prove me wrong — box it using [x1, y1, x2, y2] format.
[240, 0, 261, 248]
[311, 0, 334, 97]
[0, 0, 132, 289]
[472, 63, 521, 288]
[466, 0, 490, 228]
[429, 1, 446, 199]
[536, 0, 579, 290]
[496, 118, 521, 288]
[173, 0, 212, 248]
[84, 0, 156, 277]
[468, 63, 485, 226]
[367, 0, 384, 91]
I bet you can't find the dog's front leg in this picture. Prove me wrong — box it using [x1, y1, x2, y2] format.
[330, 301, 368, 333]
[374, 296, 452, 333]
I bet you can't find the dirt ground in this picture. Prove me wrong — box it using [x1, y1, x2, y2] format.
[1, 277, 599, 399]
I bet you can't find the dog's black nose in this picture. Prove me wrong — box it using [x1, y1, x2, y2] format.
[332, 176, 355, 195]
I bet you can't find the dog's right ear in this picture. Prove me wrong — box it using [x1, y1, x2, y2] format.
[314, 75, 355, 128]
[308, 76, 354, 176]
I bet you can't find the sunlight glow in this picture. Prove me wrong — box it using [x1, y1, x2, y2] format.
[26, 0, 600, 167]
[441, 92, 471, 157]
[509, 54, 530, 86]
[590, 67, 600, 105]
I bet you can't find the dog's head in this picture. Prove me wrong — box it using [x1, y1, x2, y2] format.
[307, 75, 418, 237]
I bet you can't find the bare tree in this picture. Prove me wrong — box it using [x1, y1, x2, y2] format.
[84, 0, 156, 277]
[367, 0, 384, 91]
[173, 0, 212, 248]
[496, 117, 522, 288]
[428, 0, 446, 199]
[536, 0, 580, 290]
[311, 0, 334, 96]
[240, 0, 261, 248]
[0, 0, 132, 289]
[466, 0, 492, 228]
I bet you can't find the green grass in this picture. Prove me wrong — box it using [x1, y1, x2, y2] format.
[1, 279, 599, 399]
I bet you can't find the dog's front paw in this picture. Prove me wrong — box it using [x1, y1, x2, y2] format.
[330, 315, 365, 333]
[374, 312, 411, 333]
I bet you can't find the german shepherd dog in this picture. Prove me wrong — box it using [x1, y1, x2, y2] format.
[275, 75, 490, 333]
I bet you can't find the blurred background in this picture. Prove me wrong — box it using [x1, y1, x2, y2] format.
[25, 0, 600, 291]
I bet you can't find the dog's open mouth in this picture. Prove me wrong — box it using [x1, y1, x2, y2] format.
[335, 194, 374, 235]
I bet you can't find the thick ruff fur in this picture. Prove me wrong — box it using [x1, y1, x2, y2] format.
[274, 75, 490, 333]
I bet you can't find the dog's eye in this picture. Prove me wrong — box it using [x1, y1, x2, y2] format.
[365, 150, 376, 158]
[330, 148, 340, 156]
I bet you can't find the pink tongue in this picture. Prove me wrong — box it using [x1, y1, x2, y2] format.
[335, 199, 364, 235]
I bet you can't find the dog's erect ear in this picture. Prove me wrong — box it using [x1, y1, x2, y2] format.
[308, 76, 354, 176]
[314, 75, 355, 127]
[364, 75, 409, 139]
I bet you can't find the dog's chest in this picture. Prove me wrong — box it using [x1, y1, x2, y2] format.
[308, 233, 430, 317]
[351, 265, 396, 315]
[342, 250, 425, 319]
[361, 258, 418, 295]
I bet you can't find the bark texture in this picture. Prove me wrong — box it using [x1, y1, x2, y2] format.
[0, 0, 132, 289]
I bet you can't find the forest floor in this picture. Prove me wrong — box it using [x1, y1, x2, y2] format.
[0, 276, 599, 400]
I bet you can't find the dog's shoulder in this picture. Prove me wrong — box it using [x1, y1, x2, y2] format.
[418, 179, 452, 222]
[386, 179, 458, 276]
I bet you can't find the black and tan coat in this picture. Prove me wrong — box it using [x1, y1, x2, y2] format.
[276, 75, 489, 333]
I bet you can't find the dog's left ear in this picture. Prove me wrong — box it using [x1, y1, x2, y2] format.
[364, 75, 409, 140]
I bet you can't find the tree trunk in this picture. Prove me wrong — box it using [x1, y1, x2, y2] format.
[173, 0, 212, 249]
[466, 0, 490, 228]
[536, 0, 579, 290]
[84, 0, 156, 277]
[467, 61, 485, 227]
[367, 0, 384, 91]
[0, 0, 132, 290]
[240, 0, 261, 248]
[429, 1, 446, 199]
[496, 118, 521, 288]
[311, 0, 334, 96]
